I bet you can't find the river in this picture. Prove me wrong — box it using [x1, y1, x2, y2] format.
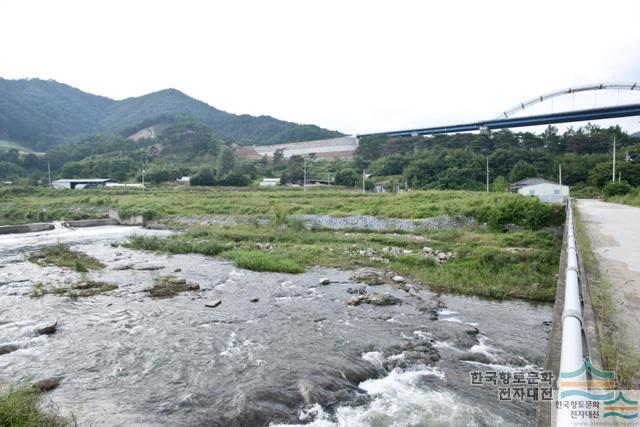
[0, 225, 552, 426]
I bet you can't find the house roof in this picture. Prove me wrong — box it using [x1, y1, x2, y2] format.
[510, 177, 556, 187]
[53, 179, 118, 183]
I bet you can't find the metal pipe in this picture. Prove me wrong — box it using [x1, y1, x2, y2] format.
[557, 199, 587, 426]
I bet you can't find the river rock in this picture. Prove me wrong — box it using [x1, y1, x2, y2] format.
[32, 377, 59, 392]
[0, 344, 18, 355]
[205, 300, 222, 308]
[383, 342, 440, 370]
[174, 268, 182, 272]
[346, 296, 365, 306]
[392, 275, 406, 283]
[365, 293, 402, 306]
[249, 297, 259, 303]
[167, 277, 187, 285]
[133, 263, 164, 271]
[346, 287, 367, 295]
[319, 278, 331, 285]
[351, 269, 385, 286]
[37, 321, 57, 335]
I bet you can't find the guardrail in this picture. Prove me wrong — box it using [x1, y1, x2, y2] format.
[557, 199, 587, 426]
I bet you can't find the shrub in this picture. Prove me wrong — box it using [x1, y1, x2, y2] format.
[603, 181, 632, 197]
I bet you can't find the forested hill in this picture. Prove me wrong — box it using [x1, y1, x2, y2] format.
[0, 78, 342, 150]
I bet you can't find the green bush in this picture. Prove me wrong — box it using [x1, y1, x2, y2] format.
[603, 181, 632, 197]
[473, 196, 564, 230]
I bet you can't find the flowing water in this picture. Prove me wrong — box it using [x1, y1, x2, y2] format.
[0, 226, 552, 426]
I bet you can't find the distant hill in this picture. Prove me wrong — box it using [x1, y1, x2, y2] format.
[0, 139, 34, 153]
[0, 78, 342, 151]
[631, 131, 640, 138]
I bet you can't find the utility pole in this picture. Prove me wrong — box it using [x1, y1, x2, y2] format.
[485, 157, 489, 192]
[47, 161, 52, 188]
[362, 170, 365, 194]
[612, 136, 616, 183]
[303, 159, 307, 192]
[559, 163, 562, 186]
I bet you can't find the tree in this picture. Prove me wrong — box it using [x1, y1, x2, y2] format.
[334, 168, 359, 187]
[190, 167, 216, 186]
[509, 161, 538, 183]
[218, 147, 236, 177]
[492, 175, 509, 192]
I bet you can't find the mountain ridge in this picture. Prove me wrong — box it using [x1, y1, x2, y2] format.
[0, 78, 342, 150]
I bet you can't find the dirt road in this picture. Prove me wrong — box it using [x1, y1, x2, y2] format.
[577, 199, 640, 355]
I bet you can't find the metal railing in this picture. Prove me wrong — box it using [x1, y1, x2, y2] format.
[557, 199, 587, 426]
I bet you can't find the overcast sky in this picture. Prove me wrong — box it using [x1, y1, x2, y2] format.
[2, 0, 640, 134]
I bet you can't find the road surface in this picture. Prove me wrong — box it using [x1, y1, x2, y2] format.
[577, 199, 640, 355]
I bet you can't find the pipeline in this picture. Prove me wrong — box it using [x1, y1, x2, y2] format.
[557, 199, 587, 426]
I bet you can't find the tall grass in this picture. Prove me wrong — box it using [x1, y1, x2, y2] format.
[0, 387, 72, 427]
[28, 244, 104, 271]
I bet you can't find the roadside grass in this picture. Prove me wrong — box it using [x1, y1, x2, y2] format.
[126, 223, 560, 301]
[574, 207, 640, 387]
[144, 275, 199, 298]
[1, 186, 563, 230]
[606, 191, 640, 208]
[28, 244, 104, 272]
[0, 386, 72, 427]
[31, 281, 118, 300]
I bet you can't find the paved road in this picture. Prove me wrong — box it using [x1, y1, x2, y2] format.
[577, 199, 640, 354]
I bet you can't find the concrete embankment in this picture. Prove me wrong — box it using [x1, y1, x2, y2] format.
[63, 219, 118, 227]
[0, 223, 55, 235]
[0, 209, 144, 235]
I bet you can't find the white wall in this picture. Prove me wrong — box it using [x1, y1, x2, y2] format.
[518, 183, 570, 203]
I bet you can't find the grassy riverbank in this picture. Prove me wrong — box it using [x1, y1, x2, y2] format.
[5, 186, 563, 301]
[0, 387, 71, 427]
[126, 221, 561, 301]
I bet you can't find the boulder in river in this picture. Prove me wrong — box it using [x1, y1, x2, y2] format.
[0, 344, 18, 355]
[319, 278, 331, 285]
[351, 269, 386, 286]
[32, 377, 59, 392]
[347, 292, 401, 306]
[383, 341, 441, 370]
[249, 297, 259, 303]
[346, 296, 365, 306]
[365, 293, 402, 306]
[37, 321, 57, 335]
[205, 300, 222, 308]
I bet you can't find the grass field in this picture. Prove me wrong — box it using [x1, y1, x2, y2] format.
[0, 186, 563, 228]
[4, 186, 563, 301]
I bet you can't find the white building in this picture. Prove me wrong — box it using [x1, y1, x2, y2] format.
[259, 178, 280, 187]
[516, 180, 569, 203]
[52, 178, 119, 189]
